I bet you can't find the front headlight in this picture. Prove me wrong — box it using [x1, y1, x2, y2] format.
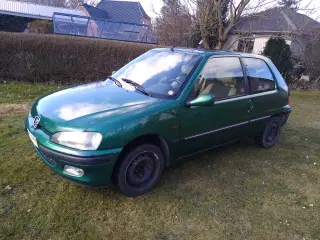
[51, 132, 103, 150]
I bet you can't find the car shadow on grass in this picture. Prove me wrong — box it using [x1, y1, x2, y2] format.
[81, 123, 319, 202]
[81, 138, 265, 198]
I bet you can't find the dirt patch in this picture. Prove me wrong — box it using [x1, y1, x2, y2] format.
[0, 104, 30, 116]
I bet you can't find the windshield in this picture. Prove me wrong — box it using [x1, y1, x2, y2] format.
[111, 50, 202, 99]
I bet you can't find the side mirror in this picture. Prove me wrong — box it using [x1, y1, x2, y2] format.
[112, 71, 117, 75]
[186, 94, 215, 107]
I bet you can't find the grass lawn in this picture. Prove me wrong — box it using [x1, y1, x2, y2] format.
[0, 83, 319, 240]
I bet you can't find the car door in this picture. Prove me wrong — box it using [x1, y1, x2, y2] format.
[177, 56, 250, 157]
[242, 57, 280, 136]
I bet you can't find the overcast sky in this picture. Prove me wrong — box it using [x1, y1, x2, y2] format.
[135, 0, 320, 20]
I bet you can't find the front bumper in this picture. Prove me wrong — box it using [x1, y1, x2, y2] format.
[282, 105, 292, 126]
[25, 116, 122, 187]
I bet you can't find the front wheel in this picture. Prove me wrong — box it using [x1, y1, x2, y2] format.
[114, 144, 165, 197]
[255, 116, 282, 149]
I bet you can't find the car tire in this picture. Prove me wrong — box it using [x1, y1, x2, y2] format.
[281, 113, 289, 126]
[114, 144, 165, 197]
[255, 116, 282, 149]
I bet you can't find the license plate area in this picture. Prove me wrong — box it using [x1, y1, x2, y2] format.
[27, 129, 38, 148]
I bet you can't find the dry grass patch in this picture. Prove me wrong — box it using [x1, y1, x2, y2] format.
[0, 104, 30, 116]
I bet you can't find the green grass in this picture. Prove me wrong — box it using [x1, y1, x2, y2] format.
[0, 84, 319, 240]
[0, 83, 65, 104]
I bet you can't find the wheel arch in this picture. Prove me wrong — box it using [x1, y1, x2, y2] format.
[273, 112, 288, 126]
[112, 134, 170, 179]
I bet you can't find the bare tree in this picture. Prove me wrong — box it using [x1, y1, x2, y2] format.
[181, 0, 319, 51]
[181, 0, 265, 49]
[278, 0, 301, 11]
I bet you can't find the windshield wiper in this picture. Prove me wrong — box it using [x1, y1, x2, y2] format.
[107, 76, 122, 88]
[122, 78, 151, 97]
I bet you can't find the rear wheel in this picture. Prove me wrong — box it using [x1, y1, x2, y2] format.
[255, 116, 281, 149]
[114, 144, 164, 197]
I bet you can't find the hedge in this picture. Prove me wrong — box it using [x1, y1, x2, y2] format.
[29, 20, 53, 34]
[0, 32, 156, 84]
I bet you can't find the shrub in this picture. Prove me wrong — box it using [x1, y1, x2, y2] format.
[29, 20, 53, 34]
[0, 32, 156, 84]
[304, 39, 320, 81]
[262, 37, 293, 80]
[0, 14, 30, 32]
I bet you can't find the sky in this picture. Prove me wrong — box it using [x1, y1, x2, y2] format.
[135, 0, 320, 21]
[138, 0, 162, 18]
[88, 0, 320, 20]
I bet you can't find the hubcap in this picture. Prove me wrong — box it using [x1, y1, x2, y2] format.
[125, 152, 159, 190]
[266, 122, 279, 143]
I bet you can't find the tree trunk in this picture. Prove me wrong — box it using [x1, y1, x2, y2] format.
[202, 37, 211, 49]
[217, 19, 224, 50]
[217, 39, 223, 50]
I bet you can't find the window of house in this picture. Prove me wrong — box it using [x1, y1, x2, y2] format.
[237, 39, 254, 53]
[242, 58, 275, 94]
[192, 57, 246, 100]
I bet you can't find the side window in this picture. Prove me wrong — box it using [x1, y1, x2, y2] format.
[243, 58, 275, 94]
[194, 57, 245, 100]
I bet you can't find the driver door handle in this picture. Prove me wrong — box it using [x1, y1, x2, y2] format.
[248, 100, 254, 113]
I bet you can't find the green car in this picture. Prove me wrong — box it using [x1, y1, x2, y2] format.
[25, 48, 291, 197]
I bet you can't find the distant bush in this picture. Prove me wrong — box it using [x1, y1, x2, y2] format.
[304, 39, 320, 81]
[262, 37, 293, 81]
[0, 32, 155, 84]
[0, 14, 30, 32]
[29, 20, 53, 34]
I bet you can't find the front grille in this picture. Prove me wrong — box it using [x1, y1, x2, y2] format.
[38, 147, 57, 167]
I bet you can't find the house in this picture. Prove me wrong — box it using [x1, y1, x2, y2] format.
[0, 0, 156, 43]
[223, 7, 320, 57]
[82, 0, 151, 26]
[54, 0, 156, 43]
[0, 0, 85, 32]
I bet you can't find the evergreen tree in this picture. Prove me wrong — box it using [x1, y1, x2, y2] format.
[154, 0, 193, 47]
[0, 14, 30, 32]
[263, 37, 293, 77]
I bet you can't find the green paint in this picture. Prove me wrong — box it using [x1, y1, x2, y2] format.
[25, 48, 291, 187]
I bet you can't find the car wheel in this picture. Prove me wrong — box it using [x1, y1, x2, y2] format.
[255, 116, 282, 149]
[114, 144, 165, 197]
[281, 113, 289, 126]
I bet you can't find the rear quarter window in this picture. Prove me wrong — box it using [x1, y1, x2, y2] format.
[243, 58, 275, 94]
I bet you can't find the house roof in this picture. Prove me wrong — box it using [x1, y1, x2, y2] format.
[232, 7, 320, 34]
[83, 4, 108, 19]
[0, 0, 86, 20]
[95, 0, 150, 24]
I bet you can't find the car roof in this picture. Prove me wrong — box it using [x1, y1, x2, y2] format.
[153, 47, 268, 60]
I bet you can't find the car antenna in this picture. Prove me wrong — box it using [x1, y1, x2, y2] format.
[171, 38, 187, 51]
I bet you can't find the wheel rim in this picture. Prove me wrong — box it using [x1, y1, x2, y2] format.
[125, 151, 160, 191]
[266, 122, 279, 143]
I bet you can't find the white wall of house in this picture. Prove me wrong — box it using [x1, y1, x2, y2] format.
[223, 34, 293, 55]
[222, 34, 239, 51]
[252, 36, 292, 54]
[252, 37, 269, 54]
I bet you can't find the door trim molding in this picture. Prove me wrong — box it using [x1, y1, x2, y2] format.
[184, 121, 249, 140]
[250, 115, 270, 123]
[183, 115, 270, 140]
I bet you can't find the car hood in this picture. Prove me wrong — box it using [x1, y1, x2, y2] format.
[31, 81, 161, 133]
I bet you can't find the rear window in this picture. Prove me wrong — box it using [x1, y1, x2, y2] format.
[243, 58, 275, 94]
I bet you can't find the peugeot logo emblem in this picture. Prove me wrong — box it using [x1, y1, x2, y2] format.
[33, 116, 40, 129]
